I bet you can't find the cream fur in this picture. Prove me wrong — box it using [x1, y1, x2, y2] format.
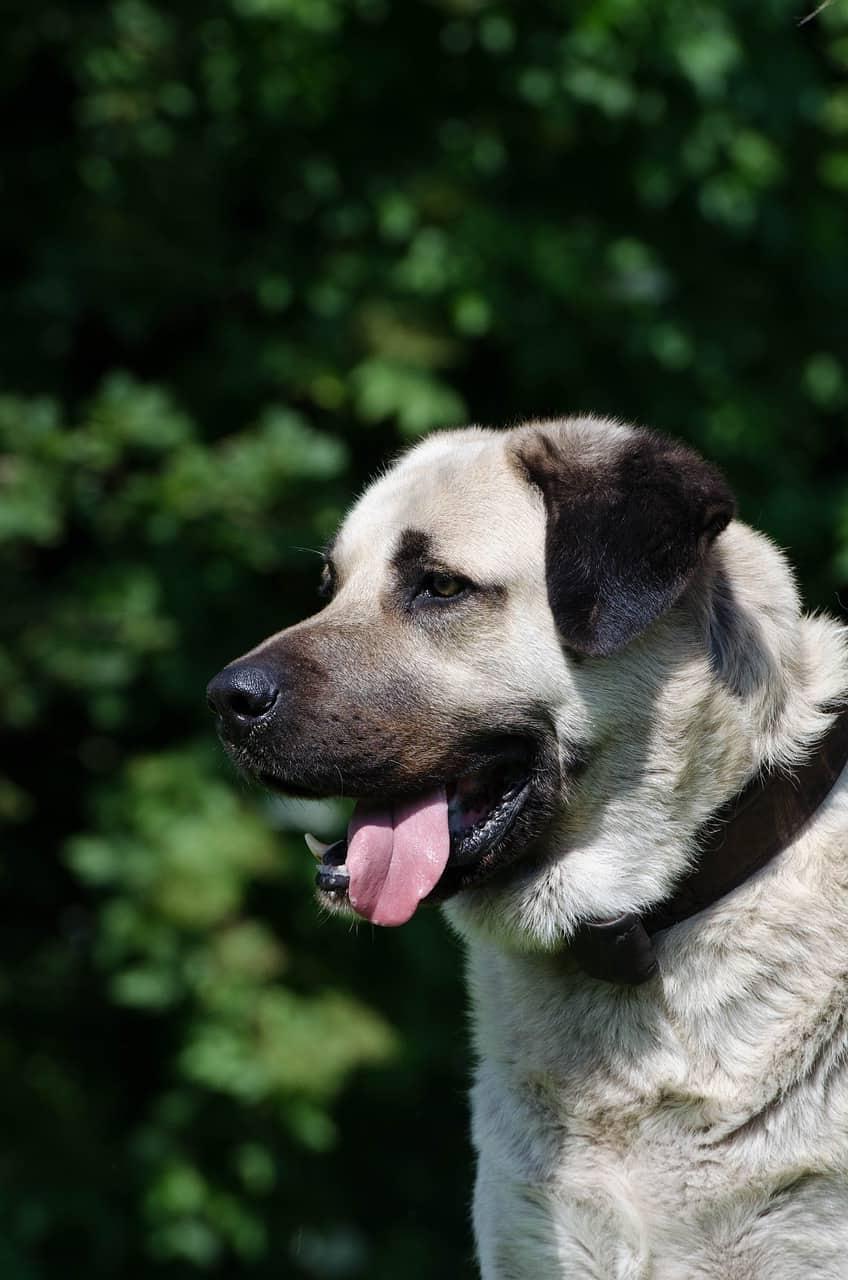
[334, 417, 848, 1278]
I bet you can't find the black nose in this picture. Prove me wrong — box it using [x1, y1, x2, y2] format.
[206, 663, 279, 739]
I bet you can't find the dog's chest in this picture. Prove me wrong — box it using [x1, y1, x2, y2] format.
[470, 949, 727, 1186]
[471, 1026, 730, 1205]
[468, 942, 848, 1275]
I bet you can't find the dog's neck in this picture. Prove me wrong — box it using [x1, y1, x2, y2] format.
[571, 703, 848, 985]
[464, 685, 848, 1129]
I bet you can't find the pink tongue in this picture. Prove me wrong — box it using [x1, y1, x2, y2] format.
[346, 787, 450, 926]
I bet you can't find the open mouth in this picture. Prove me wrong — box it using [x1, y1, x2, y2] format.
[302, 747, 534, 926]
[447, 752, 531, 864]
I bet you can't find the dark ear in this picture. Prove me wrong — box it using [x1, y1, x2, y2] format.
[516, 427, 736, 657]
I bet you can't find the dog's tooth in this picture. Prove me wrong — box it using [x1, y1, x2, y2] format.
[304, 832, 331, 860]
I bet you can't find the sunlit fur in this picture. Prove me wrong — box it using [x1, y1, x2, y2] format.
[331, 416, 848, 1277]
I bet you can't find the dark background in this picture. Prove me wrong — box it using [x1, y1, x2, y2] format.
[2, 1, 848, 1275]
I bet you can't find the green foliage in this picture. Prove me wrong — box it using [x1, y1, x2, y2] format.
[3, 0, 848, 1275]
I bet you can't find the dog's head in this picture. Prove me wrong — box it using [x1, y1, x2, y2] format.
[207, 416, 785, 949]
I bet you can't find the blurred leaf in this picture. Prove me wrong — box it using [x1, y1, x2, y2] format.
[352, 359, 466, 436]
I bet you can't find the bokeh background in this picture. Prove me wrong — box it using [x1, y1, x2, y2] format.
[3, 1, 848, 1275]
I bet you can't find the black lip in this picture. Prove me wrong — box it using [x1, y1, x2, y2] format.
[447, 776, 531, 867]
[316, 839, 348, 893]
[316, 865, 350, 894]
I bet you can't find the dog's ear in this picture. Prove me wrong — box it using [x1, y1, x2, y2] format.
[516, 426, 735, 657]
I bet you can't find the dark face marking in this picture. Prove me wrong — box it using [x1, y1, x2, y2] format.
[515, 429, 736, 657]
[391, 527, 433, 582]
[387, 526, 506, 621]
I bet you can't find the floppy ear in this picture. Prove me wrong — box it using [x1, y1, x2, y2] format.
[516, 427, 736, 657]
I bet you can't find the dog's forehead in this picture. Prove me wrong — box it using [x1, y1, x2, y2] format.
[335, 429, 542, 578]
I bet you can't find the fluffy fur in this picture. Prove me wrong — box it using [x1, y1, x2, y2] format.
[216, 415, 848, 1278]
[440, 425, 848, 1278]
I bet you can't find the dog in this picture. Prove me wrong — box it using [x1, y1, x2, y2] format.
[207, 416, 848, 1278]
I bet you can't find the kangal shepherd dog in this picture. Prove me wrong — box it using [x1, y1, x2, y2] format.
[208, 417, 848, 1279]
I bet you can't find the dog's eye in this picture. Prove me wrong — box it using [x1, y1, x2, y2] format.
[419, 572, 469, 601]
[431, 573, 465, 598]
[318, 563, 336, 599]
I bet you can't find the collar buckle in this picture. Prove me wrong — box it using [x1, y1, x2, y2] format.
[571, 914, 658, 985]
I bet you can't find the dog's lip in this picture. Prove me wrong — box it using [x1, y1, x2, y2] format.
[445, 767, 532, 867]
[256, 733, 537, 807]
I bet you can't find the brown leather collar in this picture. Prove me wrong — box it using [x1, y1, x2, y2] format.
[571, 705, 848, 985]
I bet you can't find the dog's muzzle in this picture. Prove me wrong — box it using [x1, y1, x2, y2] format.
[206, 644, 569, 926]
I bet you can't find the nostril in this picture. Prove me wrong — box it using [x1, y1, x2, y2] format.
[229, 688, 276, 719]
